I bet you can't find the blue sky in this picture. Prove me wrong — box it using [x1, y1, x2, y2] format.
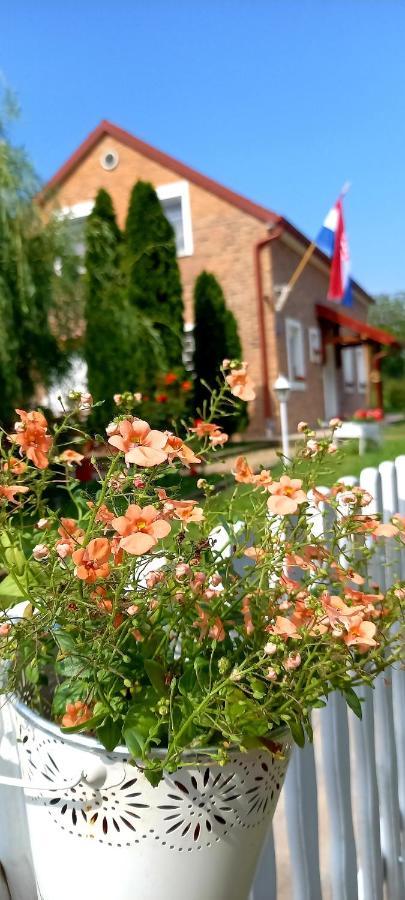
[2, 1, 405, 294]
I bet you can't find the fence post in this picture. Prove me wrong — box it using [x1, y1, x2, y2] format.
[320, 692, 358, 900]
[360, 466, 404, 899]
[349, 686, 383, 900]
[250, 826, 277, 900]
[283, 742, 322, 900]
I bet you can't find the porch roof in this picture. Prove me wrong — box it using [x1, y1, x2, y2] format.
[315, 304, 401, 349]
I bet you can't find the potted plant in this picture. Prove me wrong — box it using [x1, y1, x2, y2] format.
[0, 366, 403, 900]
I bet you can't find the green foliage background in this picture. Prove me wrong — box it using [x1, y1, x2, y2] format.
[193, 271, 248, 433]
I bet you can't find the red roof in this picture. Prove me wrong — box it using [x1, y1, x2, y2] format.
[40, 119, 372, 303]
[316, 304, 400, 347]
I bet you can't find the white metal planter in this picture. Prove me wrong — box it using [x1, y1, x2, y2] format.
[12, 699, 291, 900]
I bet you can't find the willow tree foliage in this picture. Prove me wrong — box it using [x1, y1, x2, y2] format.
[193, 271, 248, 433]
[0, 96, 72, 426]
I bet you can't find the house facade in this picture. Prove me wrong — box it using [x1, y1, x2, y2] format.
[40, 121, 398, 437]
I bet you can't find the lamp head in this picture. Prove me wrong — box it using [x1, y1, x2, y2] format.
[274, 374, 291, 403]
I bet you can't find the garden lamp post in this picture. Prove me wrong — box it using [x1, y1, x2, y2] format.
[274, 374, 291, 460]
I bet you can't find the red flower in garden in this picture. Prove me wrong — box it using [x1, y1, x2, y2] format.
[164, 373, 178, 385]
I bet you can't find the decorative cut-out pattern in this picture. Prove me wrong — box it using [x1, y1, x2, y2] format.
[15, 713, 291, 851]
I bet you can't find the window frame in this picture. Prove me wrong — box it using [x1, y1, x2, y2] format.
[355, 345, 368, 394]
[285, 317, 306, 390]
[156, 180, 194, 258]
[341, 346, 355, 393]
[308, 326, 322, 364]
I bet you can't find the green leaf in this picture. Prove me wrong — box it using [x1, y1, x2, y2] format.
[123, 702, 159, 757]
[55, 631, 78, 653]
[343, 687, 363, 719]
[0, 574, 26, 608]
[289, 719, 306, 748]
[96, 718, 122, 752]
[144, 659, 167, 697]
[61, 713, 104, 734]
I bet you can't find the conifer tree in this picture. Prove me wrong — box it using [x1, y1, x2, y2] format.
[193, 271, 248, 433]
[84, 189, 163, 431]
[125, 181, 184, 370]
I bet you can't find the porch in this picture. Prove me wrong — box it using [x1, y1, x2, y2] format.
[316, 304, 401, 421]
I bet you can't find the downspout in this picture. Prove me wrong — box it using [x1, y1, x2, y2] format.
[253, 226, 283, 432]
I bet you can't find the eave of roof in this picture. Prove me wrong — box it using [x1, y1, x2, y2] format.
[316, 304, 400, 348]
[39, 119, 372, 304]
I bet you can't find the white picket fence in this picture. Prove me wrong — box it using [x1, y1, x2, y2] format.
[0, 458, 404, 900]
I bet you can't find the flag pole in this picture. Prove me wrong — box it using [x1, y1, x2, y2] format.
[274, 182, 351, 312]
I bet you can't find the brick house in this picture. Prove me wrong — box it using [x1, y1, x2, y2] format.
[40, 120, 398, 437]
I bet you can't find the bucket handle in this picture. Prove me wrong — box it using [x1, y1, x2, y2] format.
[0, 760, 114, 793]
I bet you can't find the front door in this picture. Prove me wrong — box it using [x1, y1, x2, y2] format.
[322, 343, 339, 420]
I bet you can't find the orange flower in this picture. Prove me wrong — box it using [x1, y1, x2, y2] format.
[0, 623, 11, 637]
[8, 409, 52, 469]
[164, 433, 201, 466]
[2, 457, 26, 475]
[59, 449, 84, 465]
[111, 504, 171, 555]
[266, 615, 300, 639]
[190, 421, 222, 438]
[56, 518, 84, 558]
[72, 538, 111, 582]
[61, 701, 93, 728]
[254, 469, 273, 487]
[225, 364, 256, 402]
[181, 380, 192, 392]
[159, 494, 204, 525]
[164, 372, 178, 385]
[95, 504, 115, 526]
[0, 484, 29, 504]
[242, 596, 254, 635]
[168, 501, 204, 526]
[209, 429, 228, 447]
[320, 593, 364, 627]
[343, 618, 378, 653]
[267, 475, 307, 515]
[91, 586, 113, 613]
[107, 418, 167, 467]
[233, 456, 255, 484]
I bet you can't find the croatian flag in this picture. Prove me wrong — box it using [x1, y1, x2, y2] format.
[317, 198, 352, 306]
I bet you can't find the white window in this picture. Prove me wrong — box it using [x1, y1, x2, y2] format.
[182, 322, 195, 371]
[156, 180, 193, 257]
[55, 200, 95, 272]
[341, 346, 355, 392]
[286, 318, 306, 388]
[308, 326, 322, 364]
[355, 345, 368, 393]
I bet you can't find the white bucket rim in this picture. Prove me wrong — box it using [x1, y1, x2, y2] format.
[12, 695, 290, 761]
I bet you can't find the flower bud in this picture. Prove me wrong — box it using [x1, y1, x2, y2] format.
[283, 652, 301, 671]
[36, 518, 50, 530]
[266, 667, 277, 681]
[175, 563, 190, 579]
[33, 543, 50, 561]
[264, 641, 278, 656]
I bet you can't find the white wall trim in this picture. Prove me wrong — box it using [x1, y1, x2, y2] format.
[156, 180, 194, 257]
[56, 200, 95, 220]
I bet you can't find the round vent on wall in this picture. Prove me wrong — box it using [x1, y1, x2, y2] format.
[100, 148, 119, 171]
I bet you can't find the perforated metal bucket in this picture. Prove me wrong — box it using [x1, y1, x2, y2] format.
[13, 699, 291, 900]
